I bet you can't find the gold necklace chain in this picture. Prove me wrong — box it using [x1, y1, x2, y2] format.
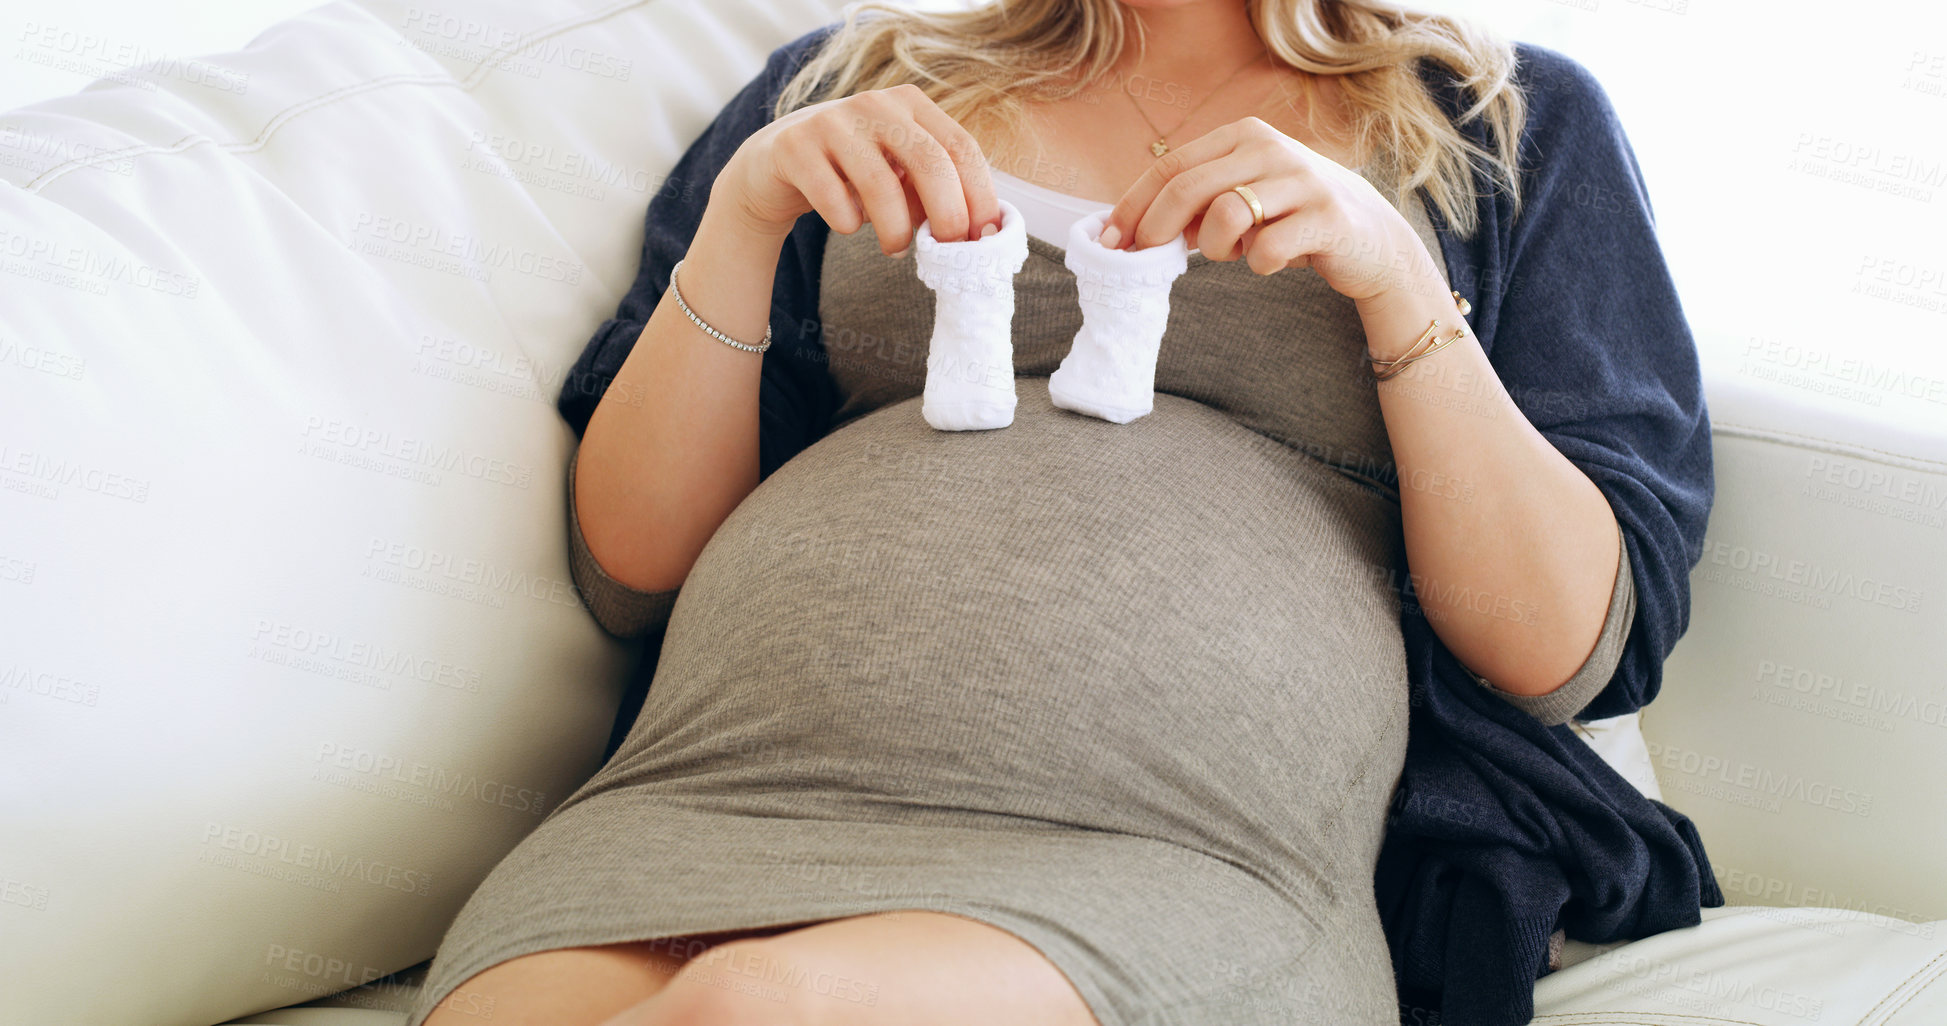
[1120, 52, 1268, 157]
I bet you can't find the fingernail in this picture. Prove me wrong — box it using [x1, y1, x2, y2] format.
[890, 245, 910, 259]
[1098, 223, 1121, 250]
[980, 222, 997, 239]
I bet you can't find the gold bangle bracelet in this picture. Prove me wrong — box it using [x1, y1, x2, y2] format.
[1367, 319, 1441, 371]
[1372, 325, 1465, 382]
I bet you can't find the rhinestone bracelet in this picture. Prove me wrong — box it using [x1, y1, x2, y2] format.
[668, 258, 771, 354]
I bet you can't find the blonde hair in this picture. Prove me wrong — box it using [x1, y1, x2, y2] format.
[774, 0, 1526, 238]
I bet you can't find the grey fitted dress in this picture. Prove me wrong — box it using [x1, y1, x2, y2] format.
[402, 175, 1636, 1026]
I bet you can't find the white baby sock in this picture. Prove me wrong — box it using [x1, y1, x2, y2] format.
[913, 199, 1031, 431]
[1049, 210, 1190, 424]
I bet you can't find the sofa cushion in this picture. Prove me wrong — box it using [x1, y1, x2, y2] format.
[1645, 363, 1947, 926]
[1537, 904, 1947, 1025]
[0, 1, 842, 1024]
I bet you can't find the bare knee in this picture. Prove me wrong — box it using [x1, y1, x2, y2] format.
[647, 936, 819, 1026]
[419, 936, 699, 1026]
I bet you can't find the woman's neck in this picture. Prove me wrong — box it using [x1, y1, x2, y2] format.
[1115, 1, 1268, 81]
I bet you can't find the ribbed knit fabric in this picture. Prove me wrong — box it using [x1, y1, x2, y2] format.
[422, 374, 1414, 1026]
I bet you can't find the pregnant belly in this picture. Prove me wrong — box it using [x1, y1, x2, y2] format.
[605, 379, 1411, 886]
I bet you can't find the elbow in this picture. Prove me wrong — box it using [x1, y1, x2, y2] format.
[1484, 661, 1577, 700]
[1449, 594, 1607, 698]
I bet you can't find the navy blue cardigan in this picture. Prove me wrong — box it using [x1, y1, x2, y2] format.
[560, 25, 1723, 1026]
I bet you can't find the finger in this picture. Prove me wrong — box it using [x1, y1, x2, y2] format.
[883, 120, 972, 245]
[828, 132, 916, 256]
[1195, 178, 1288, 262]
[1130, 150, 1275, 255]
[1182, 212, 1206, 255]
[1239, 203, 1327, 276]
[1194, 196, 1249, 263]
[877, 163, 927, 255]
[786, 156, 864, 235]
[908, 99, 1000, 238]
[1102, 123, 1245, 250]
[895, 167, 927, 249]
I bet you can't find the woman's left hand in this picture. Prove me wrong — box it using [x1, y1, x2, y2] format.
[1100, 117, 1438, 306]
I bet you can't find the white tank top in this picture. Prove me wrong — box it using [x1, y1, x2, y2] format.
[988, 168, 1110, 249]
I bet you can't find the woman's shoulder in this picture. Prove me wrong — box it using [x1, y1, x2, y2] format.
[1509, 42, 1614, 107]
[747, 22, 846, 98]
[771, 22, 845, 72]
[1417, 39, 1628, 160]
[1502, 42, 1660, 236]
[699, 22, 846, 127]
[1418, 39, 1651, 248]
[1508, 42, 1632, 153]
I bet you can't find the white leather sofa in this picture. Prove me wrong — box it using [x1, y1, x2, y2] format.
[1, 1, 1941, 1024]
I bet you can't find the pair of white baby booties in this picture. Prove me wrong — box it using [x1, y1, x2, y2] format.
[912, 200, 1189, 431]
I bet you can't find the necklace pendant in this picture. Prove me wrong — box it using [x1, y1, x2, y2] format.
[1150, 140, 1169, 157]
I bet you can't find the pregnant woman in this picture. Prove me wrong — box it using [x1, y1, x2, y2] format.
[410, 0, 1710, 1023]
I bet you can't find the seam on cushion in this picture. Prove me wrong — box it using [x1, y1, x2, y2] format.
[24, 71, 459, 191]
[1861, 948, 1947, 1026]
[1712, 421, 1947, 473]
[23, 0, 658, 194]
[446, 0, 658, 91]
[1531, 1013, 1768, 1025]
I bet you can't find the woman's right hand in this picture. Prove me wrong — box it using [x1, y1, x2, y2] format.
[717, 83, 1002, 253]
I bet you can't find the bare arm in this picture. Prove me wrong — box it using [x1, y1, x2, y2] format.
[1102, 118, 1618, 700]
[1357, 270, 1622, 698]
[574, 207, 789, 593]
[573, 84, 1001, 594]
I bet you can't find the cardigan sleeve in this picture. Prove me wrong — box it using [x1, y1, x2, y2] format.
[557, 25, 843, 639]
[1461, 44, 1714, 722]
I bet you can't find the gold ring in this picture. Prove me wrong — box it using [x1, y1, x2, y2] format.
[1231, 184, 1265, 227]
